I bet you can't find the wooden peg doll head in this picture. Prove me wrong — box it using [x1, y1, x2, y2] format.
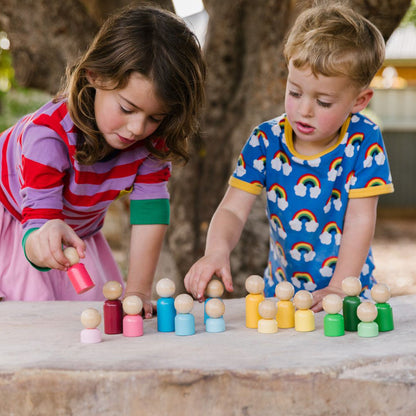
[81, 308, 101, 329]
[122, 295, 143, 316]
[205, 298, 225, 319]
[357, 301, 378, 323]
[206, 279, 224, 298]
[322, 294, 343, 314]
[156, 278, 176, 298]
[293, 290, 313, 310]
[64, 247, 79, 265]
[275, 281, 295, 301]
[245, 275, 265, 295]
[371, 283, 391, 304]
[258, 299, 277, 319]
[103, 281, 123, 300]
[174, 294, 194, 314]
[342, 276, 362, 297]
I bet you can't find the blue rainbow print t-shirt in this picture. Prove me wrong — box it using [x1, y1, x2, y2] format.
[229, 113, 394, 298]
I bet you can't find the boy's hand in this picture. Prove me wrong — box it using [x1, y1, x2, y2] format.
[25, 219, 86, 270]
[311, 285, 344, 313]
[184, 252, 233, 302]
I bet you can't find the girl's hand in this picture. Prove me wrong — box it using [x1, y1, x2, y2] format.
[25, 219, 86, 270]
[184, 251, 233, 302]
[311, 285, 344, 313]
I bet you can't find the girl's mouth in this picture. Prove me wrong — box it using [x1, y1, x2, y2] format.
[296, 121, 315, 134]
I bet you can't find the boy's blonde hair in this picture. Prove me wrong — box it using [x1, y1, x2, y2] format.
[284, 2, 385, 88]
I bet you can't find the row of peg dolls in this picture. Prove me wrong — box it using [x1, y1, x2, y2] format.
[245, 275, 394, 337]
[81, 278, 227, 343]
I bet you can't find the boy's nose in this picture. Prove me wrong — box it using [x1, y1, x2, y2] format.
[299, 98, 313, 117]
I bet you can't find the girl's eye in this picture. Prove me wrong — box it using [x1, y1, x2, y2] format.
[150, 116, 164, 124]
[289, 90, 301, 98]
[317, 100, 332, 108]
[120, 106, 133, 114]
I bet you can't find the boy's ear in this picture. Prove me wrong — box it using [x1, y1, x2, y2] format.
[352, 88, 373, 113]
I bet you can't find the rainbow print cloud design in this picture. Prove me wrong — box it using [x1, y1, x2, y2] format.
[267, 183, 288, 210]
[271, 150, 292, 176]
[292, 271, 317, 291]
[345, 170, 357, 192]
[294, 174, 321, 198]
[328, 157, 343, 181]
[235, 153, 246, 177]
[345, 132, 364, 157]
[323, 189, 342, 213]
[270, 213, 287, 239]
[290, 241, 316, 262]
[273, 241, 288, 267]
[364, 143, 385, 168]
[319, 256, 338, 277]
[289, 209, 319, 232]
[319, 221, 342, 245]
[253, 155, 267, 172]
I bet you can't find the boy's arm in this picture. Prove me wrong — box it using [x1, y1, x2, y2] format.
[311, 196, 378, 312]
[124, 223, 167, 318]
[184, 186, 257, 301]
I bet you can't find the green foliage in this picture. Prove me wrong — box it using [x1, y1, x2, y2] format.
[0, 88, 51, 132]
[401, 0, 416, 26]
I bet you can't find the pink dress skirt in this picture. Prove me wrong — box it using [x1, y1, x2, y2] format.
[0, 204, 124, 301]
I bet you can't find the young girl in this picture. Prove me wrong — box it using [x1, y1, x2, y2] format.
[0, 5, 206, 316]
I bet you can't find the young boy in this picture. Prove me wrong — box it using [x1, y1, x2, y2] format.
[184, 3, 393, 312]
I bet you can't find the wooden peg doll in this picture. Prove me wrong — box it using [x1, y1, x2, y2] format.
[371, 283, 394, 332]
[357, 301, 379, 338]
[245, 275, 265, 328]
[204, 279, 224, 324]
[342, 276, 362, 331]
[122, 295, 144, 337]
[293, 290, 315, 332]
[103, 281, 123, 334]
[63, 247, 95, 294]
[257, 299, 278, 334]
[275, 281, 295, 328]
[156, 278, 176, 332]
[174, 294, 195, 336]
[80, 308, 102, 344]
[205, 298, 226, 333]
[322, 294, 345, 337]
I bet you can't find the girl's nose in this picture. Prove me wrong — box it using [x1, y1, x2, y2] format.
[299, 98, 313, 117]
[128, 114, 146, 137]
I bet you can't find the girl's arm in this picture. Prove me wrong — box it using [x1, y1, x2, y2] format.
[311, 195, 379, 312]
[124, 223, 167, 318]
[184, 186, 257, 301]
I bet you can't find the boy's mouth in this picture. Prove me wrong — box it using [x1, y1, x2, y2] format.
[296, 121, 315, 134]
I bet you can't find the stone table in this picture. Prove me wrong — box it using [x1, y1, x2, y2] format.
[0, 295, 415, 416]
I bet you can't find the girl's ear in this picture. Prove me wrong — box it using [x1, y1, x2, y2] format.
[352, 87, 373, 113]
[86, 70, 98, 86]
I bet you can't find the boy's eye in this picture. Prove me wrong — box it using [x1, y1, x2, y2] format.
[317, 100, 332, 108]
[289, 90, 301, 98]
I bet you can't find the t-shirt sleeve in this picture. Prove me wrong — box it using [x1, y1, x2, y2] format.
[229, 127, 267, 195]
[348, 124, 394, 198]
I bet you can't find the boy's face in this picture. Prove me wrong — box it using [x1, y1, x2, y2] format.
[285, 60, 370, 154]
[90, 72, 169, 150]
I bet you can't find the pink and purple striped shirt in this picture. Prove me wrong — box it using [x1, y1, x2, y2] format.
[0, 100, 171, 239]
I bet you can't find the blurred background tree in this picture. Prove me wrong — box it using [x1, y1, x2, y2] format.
[0, 0, 412, 296]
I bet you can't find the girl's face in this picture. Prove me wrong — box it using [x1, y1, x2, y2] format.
[284, 60, 371, 155]
[91, 72, 169, 150]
